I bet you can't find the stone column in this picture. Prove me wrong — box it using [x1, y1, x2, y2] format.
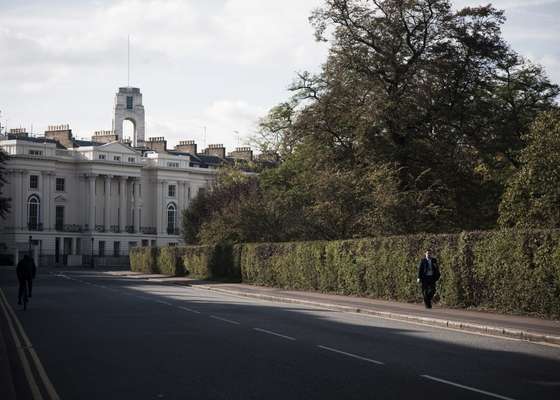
[42, 172, 52, 231]
[177, 181, 184, 212]
[119, 176, 127, 232]
[13, 170, 22, 230]
[104, 175, 112, 231]
[156, 180, 165, 234]
[87, 174, 96, 232]
[22, 171, 29, 229]
[133, 179, 140, 233]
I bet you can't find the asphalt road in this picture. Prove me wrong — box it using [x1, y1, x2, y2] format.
[1, 267, 559, 400]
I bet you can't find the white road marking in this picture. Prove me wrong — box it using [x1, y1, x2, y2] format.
[210, 315, 240, 325]
[421, 375, 517, 400]
[317, 345, 384, 365]
[253, 328, 296, 341]
[178, 306, 201, 314]
[155, 300, 172, 306]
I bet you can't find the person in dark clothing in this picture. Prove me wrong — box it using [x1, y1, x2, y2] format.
[417, 249, 441, 309]
[17, 254, 36, 305]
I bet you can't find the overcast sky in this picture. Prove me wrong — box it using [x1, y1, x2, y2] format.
[0, 0, 558, 152]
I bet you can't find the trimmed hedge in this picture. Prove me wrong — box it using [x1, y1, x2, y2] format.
[129, 229, 560, 318]
[238, 230, 560, 318]
[130, 244, 241, 281]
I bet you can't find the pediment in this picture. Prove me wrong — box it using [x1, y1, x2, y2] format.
[96, 142, 139, 155]
[54, 195, 67, 203]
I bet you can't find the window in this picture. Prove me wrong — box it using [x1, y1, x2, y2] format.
[139, 184, 142, 197]
[128, 157, 135, 163]
[167, 203, 176, 234]
[98, 241, 105, 257]
[55, 206, 64, 231]
[187, 186, 191, 200]
[113, 241, 120, 257]
[141, 239, 149, 247]
[76, 238, 81, 255]
[55, 178, 65, 192]
[113, 156, 121, 161]
[27, 195, 40, 230]
[30, 175, 39, 189]
[168, 184, 176, 197]
[126, 96, 133, 109]
[98, 154, 106, 160]
[29, 150, 42, 156]
[167, 162, 179, 168]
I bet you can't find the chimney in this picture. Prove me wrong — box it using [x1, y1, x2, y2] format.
[146, 136, 167, 153]
[91, 130, 119, 144]
[8, 128, 29, 139]
[45, 124, 74, 148]
[175, 140, 197, 155]
[228, 147, 253, 161]
[204, 144, 226, 159]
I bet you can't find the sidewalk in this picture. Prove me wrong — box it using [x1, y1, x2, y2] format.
[110, 271, 560, 346]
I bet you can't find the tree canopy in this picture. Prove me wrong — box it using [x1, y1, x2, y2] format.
[184, 0, 558, 245]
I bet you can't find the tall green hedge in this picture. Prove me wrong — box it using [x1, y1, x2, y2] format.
[238, 230, 560, 318]
[129, 244, 241, 281]
[129, 230, 560, 317]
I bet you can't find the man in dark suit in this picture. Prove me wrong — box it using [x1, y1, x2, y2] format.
[417, 249, 440, 309]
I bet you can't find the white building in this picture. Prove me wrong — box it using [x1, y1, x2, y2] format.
[0, 87, 257, 267]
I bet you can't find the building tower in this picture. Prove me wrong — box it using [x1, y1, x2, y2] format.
[113, 87, 145, 147]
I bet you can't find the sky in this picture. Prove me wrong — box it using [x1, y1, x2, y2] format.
[0, 0, 558, 152]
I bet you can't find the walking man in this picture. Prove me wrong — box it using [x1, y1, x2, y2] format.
[417, 249, 440, 309]
[17, 254, 36, 306]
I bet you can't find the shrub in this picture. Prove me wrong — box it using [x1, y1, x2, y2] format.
[138, 229, 560, 318]
[129, 247, 158, 274]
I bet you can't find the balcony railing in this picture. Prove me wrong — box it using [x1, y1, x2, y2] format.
[140, 226, 156, 235]
[167, 227, 179, 235]
[110, 225, 120, 233]
[28, 223, 43, 231]
[55, 224, 84, 232]
[95, 225, 105, 233]
[125, 225, 134, 233]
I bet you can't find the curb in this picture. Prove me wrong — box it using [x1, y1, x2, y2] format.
[184, 284, 560, 347]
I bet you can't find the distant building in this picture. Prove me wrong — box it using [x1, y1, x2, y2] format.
[0, 87, 263, 267]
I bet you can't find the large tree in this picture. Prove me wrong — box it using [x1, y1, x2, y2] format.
[499, 111, 560, 228]
[276, 0, 558, 231]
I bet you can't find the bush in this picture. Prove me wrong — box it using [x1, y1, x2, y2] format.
[129, 247, 158, 274]
[157, 246, 186, 276]
[135, 229, 560, 318]
[237, 230, 560, 317]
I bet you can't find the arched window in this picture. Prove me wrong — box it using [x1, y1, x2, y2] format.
[167, 203, 176, 234]
[27, 195, 41, 231]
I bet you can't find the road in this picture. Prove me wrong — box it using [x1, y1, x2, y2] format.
[1, 267, 559, 399]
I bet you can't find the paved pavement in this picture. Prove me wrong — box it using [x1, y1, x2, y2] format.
[1, 266, 560, 399]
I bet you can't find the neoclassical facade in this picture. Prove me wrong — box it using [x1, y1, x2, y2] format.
[0, 87, 258, 267]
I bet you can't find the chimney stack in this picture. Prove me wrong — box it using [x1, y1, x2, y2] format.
[91, 130, 119, 144]
[146, 136, 167, 153]
[228, 147, 253, 161]
[175, 140, 197, 155]
[8, 128, 29, 139]
[45, 124, 74, 148]
[204, 144, 226, 159]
